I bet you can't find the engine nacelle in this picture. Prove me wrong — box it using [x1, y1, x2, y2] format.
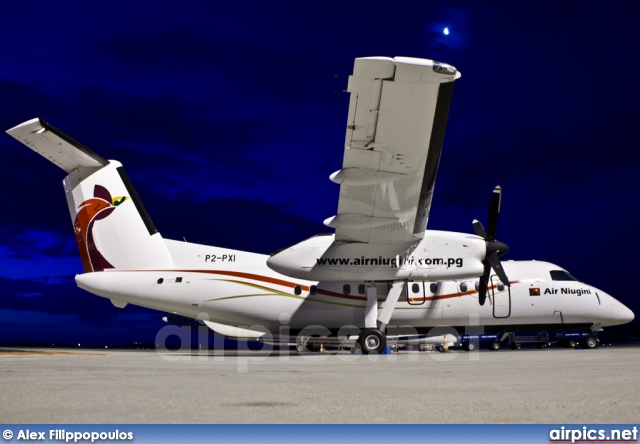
[266, 230, 486, 282]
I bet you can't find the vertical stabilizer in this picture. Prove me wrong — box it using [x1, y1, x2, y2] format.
[7, 118, 174, 272]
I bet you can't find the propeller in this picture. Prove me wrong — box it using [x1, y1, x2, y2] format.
[473, 186, 511, 305]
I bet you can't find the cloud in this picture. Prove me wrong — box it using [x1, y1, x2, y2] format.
[0, 275, 168, 344]
[2, 229, 76, 260]
[0, 275, 152, 319]
[1, 0, 638, 345]
[0, 245, 80, 280]
[142, 195, 326, 254]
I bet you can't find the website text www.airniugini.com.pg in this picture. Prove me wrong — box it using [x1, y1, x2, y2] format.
[315, 256, 464, 268]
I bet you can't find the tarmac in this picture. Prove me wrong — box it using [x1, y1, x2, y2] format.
[1, 345, 638, 424]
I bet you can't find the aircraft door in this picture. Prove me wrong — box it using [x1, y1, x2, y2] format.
[491, 275, 511, 318]
[407, 282, 426, 305]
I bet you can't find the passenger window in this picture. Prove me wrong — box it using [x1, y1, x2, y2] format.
[550, 270, 580, 281]
[358, 284, 365, 295]
[460, 282, 467, 292]
[429, 283, 438, 294]
[497, 282, 504, 291]
[309, 285, 317, 295]
[343, 284, 351, 295]
[412, 283, 420, 294]
[294, 285, 302, 295]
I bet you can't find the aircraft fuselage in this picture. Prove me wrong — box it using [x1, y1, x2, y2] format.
[75, 238, 633, 337]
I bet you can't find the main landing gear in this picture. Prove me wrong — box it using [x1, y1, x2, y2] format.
[355, 281, 405, 354]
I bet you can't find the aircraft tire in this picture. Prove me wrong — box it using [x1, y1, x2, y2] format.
[357, 328, 386, 354]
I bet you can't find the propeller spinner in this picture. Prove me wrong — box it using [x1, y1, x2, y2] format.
[473, 186, 510, 305]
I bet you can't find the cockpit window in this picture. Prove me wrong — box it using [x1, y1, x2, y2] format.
[549, 270, 580, 282]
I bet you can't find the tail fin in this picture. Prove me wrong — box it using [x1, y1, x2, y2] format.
[7, 118, 174, 272]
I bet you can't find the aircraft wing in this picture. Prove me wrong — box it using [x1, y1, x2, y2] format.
[6, 117, 108, 172]
[324, 57, 461, 244]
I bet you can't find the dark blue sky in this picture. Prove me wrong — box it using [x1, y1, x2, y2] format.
[1, 2, 638, 345]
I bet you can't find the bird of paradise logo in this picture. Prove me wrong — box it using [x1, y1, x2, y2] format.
[74, 184, 128, 272]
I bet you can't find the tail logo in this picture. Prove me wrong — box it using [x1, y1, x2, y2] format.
[74, 184, 128, 272]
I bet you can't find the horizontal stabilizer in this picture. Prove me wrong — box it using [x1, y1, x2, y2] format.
[6, 117, 108, 173]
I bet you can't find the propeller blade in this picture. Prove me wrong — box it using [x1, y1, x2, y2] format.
[472, 219, 487, 239]
[486, 185, 501, 241]
[486, 251, 510, 287]
[474, 186, 510, 306]
[478, 263, 490, 306]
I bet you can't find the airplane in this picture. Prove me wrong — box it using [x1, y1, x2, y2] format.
[6, 56, 634, 354]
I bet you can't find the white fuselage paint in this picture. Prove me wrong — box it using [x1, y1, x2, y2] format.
[75, 238, 634, 335]
[266, 231, 486, 282]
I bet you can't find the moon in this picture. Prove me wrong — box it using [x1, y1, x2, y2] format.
[443, 27, 450, 35]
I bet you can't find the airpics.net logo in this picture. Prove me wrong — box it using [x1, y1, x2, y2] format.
[549, 426, 638, 443]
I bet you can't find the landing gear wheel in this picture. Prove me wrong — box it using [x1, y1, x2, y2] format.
[582, 337, 598, 349]
[306, 342, 321, 352]
[300, 335, 322, 352]
[357, 328, 386, 354]
[487, 341, 501, 351]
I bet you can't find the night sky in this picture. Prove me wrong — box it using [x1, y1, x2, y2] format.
[1, 2, 638, 345]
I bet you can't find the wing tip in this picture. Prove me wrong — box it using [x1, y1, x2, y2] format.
[5, 117, 44, 135]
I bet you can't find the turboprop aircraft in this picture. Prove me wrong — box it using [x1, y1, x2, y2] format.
[7, 57, 634, 354]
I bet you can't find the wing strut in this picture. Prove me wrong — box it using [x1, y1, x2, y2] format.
[377, 281, 405, 332]
[364, 284, 378, 328]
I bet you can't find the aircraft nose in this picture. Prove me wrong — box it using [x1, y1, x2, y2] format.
[610, 301, 635, 325]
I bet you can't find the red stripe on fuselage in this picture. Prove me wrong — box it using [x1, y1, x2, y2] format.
[111, 269, 518, 305]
